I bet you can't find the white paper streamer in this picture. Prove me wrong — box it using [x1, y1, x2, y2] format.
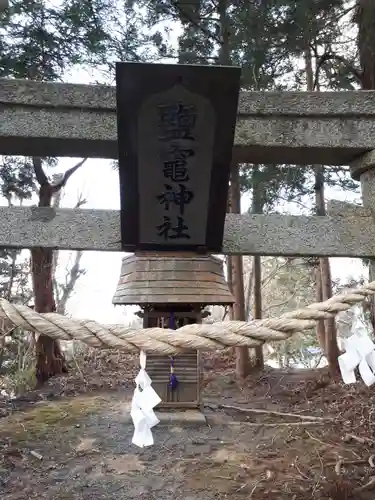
[338, 332, 375, 387]
[131, 350, 161, 448]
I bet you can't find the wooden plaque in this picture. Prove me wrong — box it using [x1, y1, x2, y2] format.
[116, 62, 241, 253]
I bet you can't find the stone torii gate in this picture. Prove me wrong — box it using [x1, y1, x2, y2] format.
[1, 77, 375, 258]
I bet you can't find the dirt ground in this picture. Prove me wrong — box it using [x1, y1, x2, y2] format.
[1, 351, 375, 499]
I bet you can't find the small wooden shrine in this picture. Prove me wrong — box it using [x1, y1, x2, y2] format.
[112, 253, 234, 409]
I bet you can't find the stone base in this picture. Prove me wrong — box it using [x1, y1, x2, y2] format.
[155, 410, 206, 426]
[122, 403, 206, 426]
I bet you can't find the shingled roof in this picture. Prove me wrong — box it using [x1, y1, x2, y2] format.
[112, 253, 234, 306]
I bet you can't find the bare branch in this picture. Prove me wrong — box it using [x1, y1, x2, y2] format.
[313, 52, 362, 90]
[168, 0, 222, 45]
[261, 259, 294, 290]
[53, 158, 87, 191]
[56, 250, 85, 315]
[313, 354, 324, 369]
[221, 306, 228, 321]
[53, 277, 61, 304]
[75, 192, 87, 209]
[263, 290, 297, 314]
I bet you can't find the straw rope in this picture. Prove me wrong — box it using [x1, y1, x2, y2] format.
[0, 281, 374, 354]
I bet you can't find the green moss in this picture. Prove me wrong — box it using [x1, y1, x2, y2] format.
[0, 395, 108, 442]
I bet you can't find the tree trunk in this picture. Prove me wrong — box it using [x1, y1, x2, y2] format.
[226, 187, 234, 320]
[315, 264, 326, 350]
[217, 0, 230, 65]
[305, 47, 340, 375]
[244, 261, 254, 320]
[356, 0, 375, 91]
[304, 46, 327, 352]
[356, 0, 375, 330]
[314, 166, 340, 374]
[217, 0, 251, 375]
[231, 163, 252, 377]
[218, 0, 231, 312]
[32, 177, 68, 383]
[250, 165, 264, 369]
[31, 157, 86, 383]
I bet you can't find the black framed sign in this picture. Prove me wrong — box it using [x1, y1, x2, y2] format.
[116, 62, 241, 253]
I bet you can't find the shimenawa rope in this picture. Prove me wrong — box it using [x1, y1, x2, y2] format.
[0, 281, 374, 354]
